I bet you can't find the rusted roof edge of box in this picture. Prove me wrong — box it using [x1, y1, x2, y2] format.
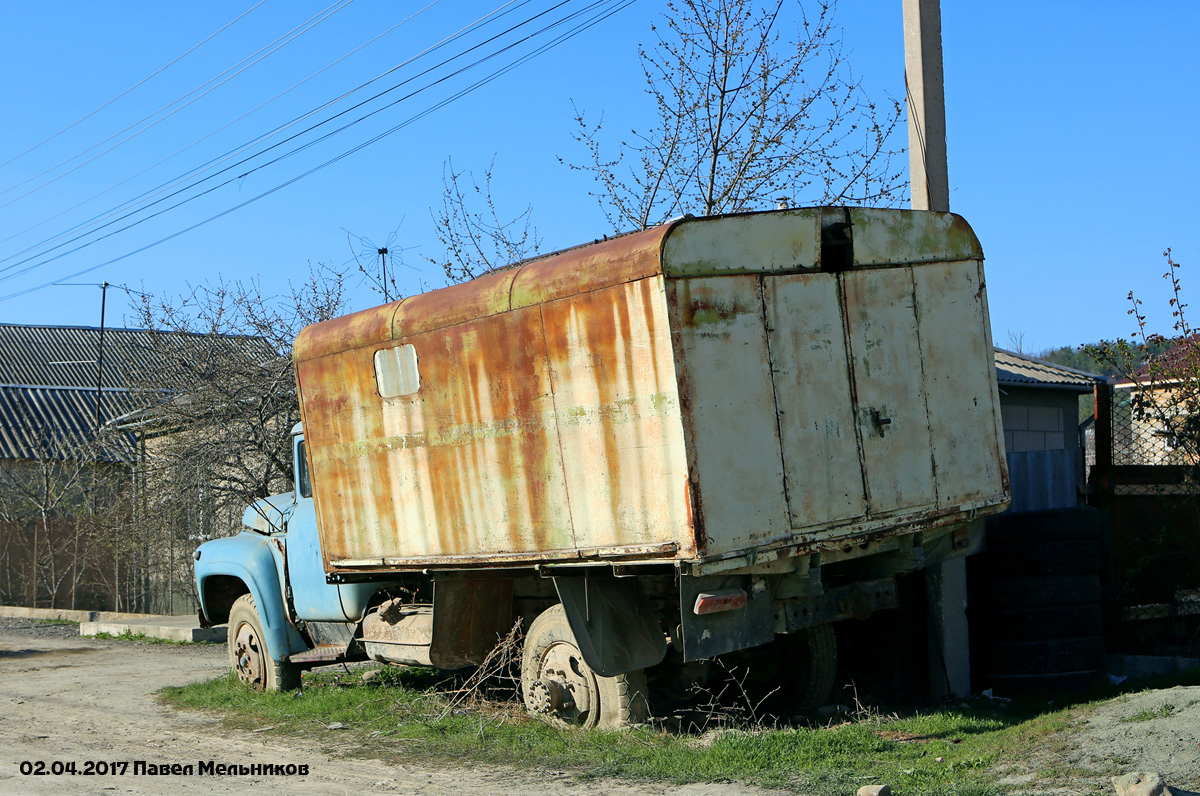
[294, 223, 678, 363]
[293, 208, 985, 363]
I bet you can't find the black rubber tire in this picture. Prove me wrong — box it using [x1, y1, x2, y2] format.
[228, 594, 301, 692]
[521, 605, 649, 729]
[982, 637, 1106, 676]
[978, 574, 1102, 610]
[990, 671, 1103, 693]
[973, 510, 1108, 694]
[983, 604, 1105, 643]
[977, 540, 1102, 578]
[781, 624, 837, 714]
[985, 507, 1103, 546]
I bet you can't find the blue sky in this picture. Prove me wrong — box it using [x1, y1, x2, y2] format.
[0, 1, 1197, 355]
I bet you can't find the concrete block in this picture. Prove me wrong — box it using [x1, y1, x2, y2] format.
[1028, 404, 1064, 432]
[80, 618, 226, 643]
[1104, 653, 1200, 681]
[1001, 403, 1028, 431]
[1012, 431, 1046, 452]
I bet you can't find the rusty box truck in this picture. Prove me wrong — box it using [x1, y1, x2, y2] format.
[194, 206, 1009, 727]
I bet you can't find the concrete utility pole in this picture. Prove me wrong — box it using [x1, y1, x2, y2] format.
[902, 0, 949, 212]
[94, 281, 109, 435]
[903, 0, 975, 701]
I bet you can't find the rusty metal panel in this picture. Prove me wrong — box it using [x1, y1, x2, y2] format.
[912, 260, 1008, 510]
[430, 578, 514, 668]
[391, 268, 517, 338]
[668, 275, 790, 555]
[764, 273, 867, 528]
[849, 208, 982, 267]
[294, 302, 396, 363]
[296, 227, 674, 364]
[510, 225, 670, 309]
[301, 305, 575, 565]
[540, 275, 693, 554]
[662, 210, 821, 276]
[842, 268, 937, 514]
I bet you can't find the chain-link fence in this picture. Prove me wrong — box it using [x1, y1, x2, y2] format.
[1109, 387, 1195, 495]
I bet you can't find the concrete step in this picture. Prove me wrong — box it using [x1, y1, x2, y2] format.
[80, 615, 226, 644]
[0, 605, 225, 643]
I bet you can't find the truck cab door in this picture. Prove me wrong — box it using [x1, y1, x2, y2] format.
[284, 438, 355, 622]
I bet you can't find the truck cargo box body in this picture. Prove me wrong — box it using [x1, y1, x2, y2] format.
[293, 208, 1009, 575]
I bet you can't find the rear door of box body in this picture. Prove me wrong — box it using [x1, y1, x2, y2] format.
[665, 216, 1005, 559]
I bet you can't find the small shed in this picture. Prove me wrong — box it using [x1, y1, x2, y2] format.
[993, 348, 1103, 513]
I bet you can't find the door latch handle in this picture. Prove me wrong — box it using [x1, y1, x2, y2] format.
[870, 408, 892, 434]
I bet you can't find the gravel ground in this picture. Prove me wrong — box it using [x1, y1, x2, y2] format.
[0, 617, 93, 640]
[0, 618, 786, 796]
[4, 617, 1200, 794]
[1070, 686, 1200, 789]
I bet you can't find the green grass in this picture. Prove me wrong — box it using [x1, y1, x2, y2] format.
[1121, 703, 1176, 722]
[159, 666, 1111, 796]
[38, 618, 80, 626]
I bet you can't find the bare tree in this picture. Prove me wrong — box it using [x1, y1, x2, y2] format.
[0, 411, 123, 609]
[121, 262, 351, 609]
[1007, 329, 1026, 355]
[426, 156, 542, 283]
[1087, 250, 1200, 467]
[569, 0, 906, 231]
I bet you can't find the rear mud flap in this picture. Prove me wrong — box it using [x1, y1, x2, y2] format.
[679, 574, 774, 662]
[553, 573, 667, 677]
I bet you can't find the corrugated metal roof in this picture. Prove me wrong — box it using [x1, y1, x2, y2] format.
[0, 324, 278, 461]
[0, 323, 275, 390]
[994, 348, 1102, 392]
[0, 386, 140, 461]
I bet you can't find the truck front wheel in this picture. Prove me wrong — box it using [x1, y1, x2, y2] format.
[228, 594, 300, 692]
[521, 605, 649, 729]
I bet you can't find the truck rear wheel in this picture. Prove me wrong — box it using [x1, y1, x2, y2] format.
[228, 594, 300, 692]
[521, 604, 649, 729]
[782, 623, 837, 715]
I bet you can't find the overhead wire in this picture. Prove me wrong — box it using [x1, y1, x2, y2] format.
[0, 0, 635, 301]
[0, 0, 565, 278]
[0, 0, 357, 206]
[0, 0, 526, 266]
[0, 0, 270, 171]
[0, 0, 449, 251]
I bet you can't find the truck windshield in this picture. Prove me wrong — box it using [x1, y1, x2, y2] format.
[297, 440, 312, 499]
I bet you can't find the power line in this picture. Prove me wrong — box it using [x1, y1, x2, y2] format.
[0, 0, 564, 279]
[0, 0, 634, 302]
[0, 0, 529, 270]
[0, 0, 356, 206]
[0, 0, 449, 253]
[0, 0, 271, 172]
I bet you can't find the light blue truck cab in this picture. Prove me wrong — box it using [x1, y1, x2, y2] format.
[193, 423, 387, 689]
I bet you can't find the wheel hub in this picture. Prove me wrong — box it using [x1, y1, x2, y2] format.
[233, 623, 264, 688]
[534, 641, 595, 724]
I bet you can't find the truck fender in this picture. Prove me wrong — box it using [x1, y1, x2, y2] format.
[195, 532, 308, 661]
[552, 572, 666, 677]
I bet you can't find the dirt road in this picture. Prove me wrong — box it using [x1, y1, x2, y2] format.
[5, 618, 1200, 795]
[0, 620, 779, 796]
